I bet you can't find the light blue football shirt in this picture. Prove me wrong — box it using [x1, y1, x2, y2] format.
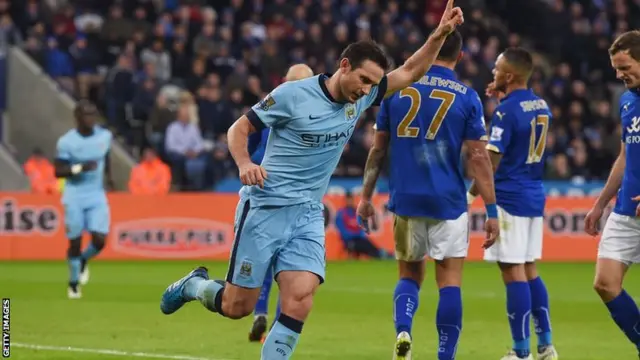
[244, 74, 387, 207]
[56, 126, 112, 204]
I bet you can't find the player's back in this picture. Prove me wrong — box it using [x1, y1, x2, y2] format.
[378, 65, 486, 219]
[56, 126, 112, 203]
[487, 89, 551, 217]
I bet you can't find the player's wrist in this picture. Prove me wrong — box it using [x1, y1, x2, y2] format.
[485, 203, 498, 219]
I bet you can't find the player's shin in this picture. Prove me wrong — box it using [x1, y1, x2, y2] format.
[261, 313, 302, 360]
[528, 276, 553, 350]
[393, 277, 420, 336]
[67, 238, 82, 289]
[436, 286, 462, 360]
[81, 233, 106, 261]
[505, 277, 532, 358]
[605, 289, 640, 349]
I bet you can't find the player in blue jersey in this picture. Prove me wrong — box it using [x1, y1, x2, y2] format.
[160, 2, 464, 359]
[248, 64, 315, 342]
[54, 100, 113, 299]
[584, 30, 640, 359]
[467, 48, 558, 360]
[358, 30, 499, 360]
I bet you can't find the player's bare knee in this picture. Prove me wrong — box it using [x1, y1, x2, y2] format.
[524, 262, 538, 280]
[593, 276, 622, 300]
[435, 258, 464, 288]
[90, 232, 106, 251]
[67, 238, 82, 257]
[281, 290, 314, 320]
[398, 260, 424, 285]
[498, 262, 527, 283]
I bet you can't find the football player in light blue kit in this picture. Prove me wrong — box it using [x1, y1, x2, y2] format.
[585, 30, 640, 359]
[358, 30, 499, 360]
[248, 64, 315, 343]
[55, 100, 113, 299]
[160, 2, 464, 359]
[468, 48, 558, 360]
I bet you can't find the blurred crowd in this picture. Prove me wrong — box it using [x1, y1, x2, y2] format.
[4, 0, 637, 191]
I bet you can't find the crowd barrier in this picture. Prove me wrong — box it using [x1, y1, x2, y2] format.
[0, 193, 607, 261]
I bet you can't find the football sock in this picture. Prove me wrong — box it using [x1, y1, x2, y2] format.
[436, 286, 463, 360]
[183, 277, 225, 314]
[529, 277, 552, 349]
[261, 313, 302, 360]
[393, 278, 420, 335]
[68, 257, 81, 287]
[81, 243, 100, 262]
[606, 289, 640, 349]
[255, 268, 274, 316]
[506, 281, 531, 358]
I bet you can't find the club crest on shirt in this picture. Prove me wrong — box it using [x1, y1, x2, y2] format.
[345, 103, 356, 121]
[258, 94, 276, 111]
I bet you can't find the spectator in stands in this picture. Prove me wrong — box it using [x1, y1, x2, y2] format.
[210, 142, 236, 188]
[197, 85, 232, 140]
[128, 148, 171, 195]
[23, 148, 58, 195]
[69, 33, 102, 99]
[164, 100, 207, 191]
[146, 92, 174, 157]
[335, 192, 392, 260]
[141, 37, 171, 82]
[105, 54, 134, 136]
[45, 36, 74, 94]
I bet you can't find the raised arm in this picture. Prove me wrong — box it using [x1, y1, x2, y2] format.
[384, 0, 464, 97]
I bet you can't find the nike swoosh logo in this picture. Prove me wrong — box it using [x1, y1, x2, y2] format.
[274, 340, 293, 350]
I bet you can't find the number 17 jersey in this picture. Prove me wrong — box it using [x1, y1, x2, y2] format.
[376, 65, 487, 220]
[487, 89, 552, 217]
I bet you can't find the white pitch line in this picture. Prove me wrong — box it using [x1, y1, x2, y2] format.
[12, 343, 234, 360]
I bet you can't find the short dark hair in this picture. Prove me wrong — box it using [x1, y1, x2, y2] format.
[340, 40, 390, 71]
[502, 47, 534, 78]
[74, 99, 97, 118]
[436, 30, 463, 62]
[609, 30, 640, 61]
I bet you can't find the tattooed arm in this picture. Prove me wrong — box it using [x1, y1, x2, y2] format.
[361, 131, 390, 201]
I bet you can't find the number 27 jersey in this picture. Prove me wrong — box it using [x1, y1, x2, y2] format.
[487, 89, 552, 217]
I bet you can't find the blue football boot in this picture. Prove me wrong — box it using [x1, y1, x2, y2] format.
[160, 267, 209, 315]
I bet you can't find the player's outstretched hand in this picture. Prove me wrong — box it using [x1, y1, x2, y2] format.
[239, 163, 268, 188]
[483, 218, 499, 249]
[437, 0, 464, 36]
[356, 200, 375, 234]
[584, 206, 603, 236]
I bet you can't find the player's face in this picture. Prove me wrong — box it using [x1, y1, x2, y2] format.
[492, 54, 510, 92]
[611, 51, 640, 88]
[339, 59, 385, 103]
[77, 105, 98, 129]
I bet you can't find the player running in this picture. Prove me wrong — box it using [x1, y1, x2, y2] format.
[54, 100, 113, 299]
[584, 30, 640, 359]
[358, 30, 499, 360]
[248, 64, 315, 342]
[467, 48, 558, 360]
[160, 1, 464, 359]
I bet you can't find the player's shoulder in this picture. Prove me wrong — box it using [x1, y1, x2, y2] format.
[620, 90, 638, 105]
[57, 129, 77, 145]
[95, 126, 113, 140]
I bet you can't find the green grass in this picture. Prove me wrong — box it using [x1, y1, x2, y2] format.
[0, 261, 638, 359]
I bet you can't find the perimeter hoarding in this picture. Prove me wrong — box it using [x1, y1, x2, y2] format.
[0, 193, 605, 261]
